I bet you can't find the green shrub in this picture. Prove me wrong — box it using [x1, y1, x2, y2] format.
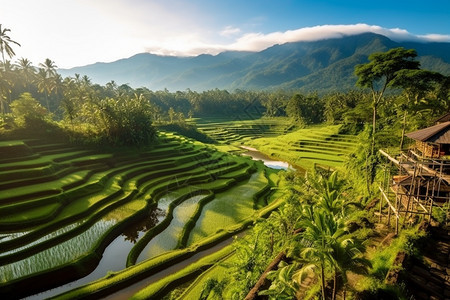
[10, 93, 48, 126]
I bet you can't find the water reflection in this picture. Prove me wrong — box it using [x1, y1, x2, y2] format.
[240, 146, 296, 170]
[122, 208, 165, 244]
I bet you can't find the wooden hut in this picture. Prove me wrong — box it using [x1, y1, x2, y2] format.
[434, 112, 450, 124]
[405, 121, 450, 158]
[378, 116, 450, 232]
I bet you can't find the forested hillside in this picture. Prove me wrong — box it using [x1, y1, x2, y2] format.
[59, 33, 450, 92]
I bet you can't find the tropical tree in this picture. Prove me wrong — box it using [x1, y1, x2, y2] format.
[15, 58, 36, 90]
[36, 68, 55, 111]
[390, 69, 444, 149]
[0, 60, 16, 113]
[303, 170, 349, 216]
[60, 77, 79, 130]
[10, 92, 48, 126]
[297, 206, 343, 300]
[0, 25, 20, 64]
[168, 107, 176, 123]
[96, 94, 156, 146]
[259, 171, 370, 300]
[39, 58, 57, 78]
[354, 47, 420, 155]
[295, 203, 370, 300]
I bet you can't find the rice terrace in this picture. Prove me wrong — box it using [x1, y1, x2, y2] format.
[1, 3, 450, 299]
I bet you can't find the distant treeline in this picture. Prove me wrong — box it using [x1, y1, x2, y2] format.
[0, 55, 449, 146]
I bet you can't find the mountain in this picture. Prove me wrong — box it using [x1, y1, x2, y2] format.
[58, 33, 450, 92]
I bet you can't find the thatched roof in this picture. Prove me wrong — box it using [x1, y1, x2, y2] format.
[405, 121, 450, 144]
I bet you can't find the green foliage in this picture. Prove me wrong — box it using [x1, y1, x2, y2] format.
[95, 96, 156, 146]
[259, 261, 301, 299]
[199, 278, 229, 300]
[432, 203, 449, 224]
[355, 47, 420, 90]
[323, 91, 365, 125]
[344, 125, 378, 199]
[226, 215, 289, 299]
[370, 226, 425, 282]
[286, 93, 324, 125]
[10, 92, 48, 125]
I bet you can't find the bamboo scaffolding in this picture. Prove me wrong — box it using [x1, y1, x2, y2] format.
[378, 149, 450, 231]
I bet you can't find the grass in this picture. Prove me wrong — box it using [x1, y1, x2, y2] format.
[130, 245, 234, 299]
[178, 251, 236, 299]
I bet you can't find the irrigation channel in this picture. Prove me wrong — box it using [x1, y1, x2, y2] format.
[24, 146, 295, 300]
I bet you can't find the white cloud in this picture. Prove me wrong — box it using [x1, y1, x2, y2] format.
[1, 0, 449, 70]
[225, 24, 450, 52]
[142, 24, 450, 58]
[220, 26, 242, 37]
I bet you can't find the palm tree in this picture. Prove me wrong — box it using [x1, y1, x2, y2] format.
[15, 58, 36, 90]
[0, 25, 21, 64]
[35, 68, 54, 111]
[269, 170, 368, 300]
[0, 70, 9, 114]
[0, 60, 17, 113]
[39, 58, 57, 78]
[61, 77, 78, 131]
[297, 206, 342, 300]
[329, 236, 371, 300]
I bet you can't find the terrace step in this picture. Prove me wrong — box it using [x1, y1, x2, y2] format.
[0, 141, 34, 161]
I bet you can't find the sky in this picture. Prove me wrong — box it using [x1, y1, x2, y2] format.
[1, 0, 450, 68]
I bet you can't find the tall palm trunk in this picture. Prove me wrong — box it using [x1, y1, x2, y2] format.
[321, 264, 326, 300]
[399, 110, 407, 151]
[371, 102, 377, 156]
[332, 272, 337, 300]
[0, 99, 5, 115]
[45, 93, 50, 112]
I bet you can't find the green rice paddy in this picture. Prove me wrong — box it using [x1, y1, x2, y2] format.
[0, 131, 281, 298]
[247, 125, 358, 170]
[0, 119, 358, 298]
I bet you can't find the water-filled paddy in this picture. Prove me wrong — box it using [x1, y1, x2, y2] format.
[137, 193, 208, 263]
[0, 134, 279, 299]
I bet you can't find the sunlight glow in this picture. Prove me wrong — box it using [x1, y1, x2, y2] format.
[1, 0, 448, 68]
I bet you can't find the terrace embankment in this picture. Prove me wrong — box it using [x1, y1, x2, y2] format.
[0, 132, 284, 299]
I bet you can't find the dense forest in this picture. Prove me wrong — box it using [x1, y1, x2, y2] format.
[1, 24, 450, 299]
[1, 52, 448, 146]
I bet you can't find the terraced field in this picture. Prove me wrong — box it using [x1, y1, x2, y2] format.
[194, 117, 294, 144]
[193, 118, 358, 171]
[248, 125, 359, 170]
[0, 133, 283, 299]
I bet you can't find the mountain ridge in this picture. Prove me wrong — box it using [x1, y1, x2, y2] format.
[58, 33, 450, 92]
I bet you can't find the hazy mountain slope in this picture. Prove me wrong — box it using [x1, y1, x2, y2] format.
[58, 33, 450, 91]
